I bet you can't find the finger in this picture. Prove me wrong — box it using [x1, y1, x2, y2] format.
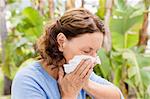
[58, 67, 64, 82]
[75, 59, 92, 76]
[73, 59, 86, 74]
[79, 63, 93, 79]
[83, 66, 93, 81]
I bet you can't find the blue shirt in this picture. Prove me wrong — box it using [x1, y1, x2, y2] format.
[11, 61, 124, 99]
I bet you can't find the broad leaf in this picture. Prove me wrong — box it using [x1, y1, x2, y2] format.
[22, 7, 43, 26]
[97, 49, 111, 78]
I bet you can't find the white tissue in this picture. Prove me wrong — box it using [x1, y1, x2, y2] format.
[64, 55, 101, 74]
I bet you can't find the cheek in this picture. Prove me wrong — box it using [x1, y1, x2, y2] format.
[63, 45, 76, 62]
[63, 44, 81, 63]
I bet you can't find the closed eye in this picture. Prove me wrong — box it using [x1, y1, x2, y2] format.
[83, 50, 91, 54]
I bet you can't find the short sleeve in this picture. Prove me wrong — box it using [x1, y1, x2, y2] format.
[11, 71, 46, 99]
[89, 72, 124, 99]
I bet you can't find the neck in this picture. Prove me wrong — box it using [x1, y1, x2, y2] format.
[40, 60, 59, 80]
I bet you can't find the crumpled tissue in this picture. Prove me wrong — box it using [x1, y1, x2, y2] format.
[63, 55, 101, 74]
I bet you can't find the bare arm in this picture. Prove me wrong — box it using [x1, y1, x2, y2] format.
[83, 80, 121, 99]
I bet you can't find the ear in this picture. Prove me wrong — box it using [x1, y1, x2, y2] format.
[57, 33, 67, 52]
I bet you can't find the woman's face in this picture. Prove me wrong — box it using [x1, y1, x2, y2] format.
[57, 32, 103, 63]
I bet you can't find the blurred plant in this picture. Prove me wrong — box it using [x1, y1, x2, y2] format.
[0, 1, 62, 93]
[138, 0, 149, 45]
[1, 0, 66, 95]
[2, 6, 44, 79]
[2, 0, 66, 80]
[95, 0, 150, 98]
[96, 0, 113, 51]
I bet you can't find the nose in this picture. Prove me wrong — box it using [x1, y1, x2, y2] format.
[90, 52, 97, 57]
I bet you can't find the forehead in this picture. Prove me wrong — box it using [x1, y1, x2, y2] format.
[69, 32, 103, 48]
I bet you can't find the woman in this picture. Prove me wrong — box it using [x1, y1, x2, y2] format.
[11, 8, 124, 99]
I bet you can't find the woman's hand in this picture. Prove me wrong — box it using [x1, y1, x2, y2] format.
[58, 59, 94, 99]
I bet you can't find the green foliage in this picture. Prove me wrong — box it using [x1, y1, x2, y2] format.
[96, 49, 111, 79]
[0, 68, 4, 95]
[17, 7, 44, 42]
[7, 0, 16, 4]
[96, 0, 106, 20]
[110, 0, 144, 50]
[94, 0, 150, 98]
[96, 48, 150, 98]
[2, 7, 43, 79]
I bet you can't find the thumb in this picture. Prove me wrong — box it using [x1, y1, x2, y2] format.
[58, 67, 64, 82]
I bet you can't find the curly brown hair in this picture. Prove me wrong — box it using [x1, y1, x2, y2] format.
[35, 8, 105, 68]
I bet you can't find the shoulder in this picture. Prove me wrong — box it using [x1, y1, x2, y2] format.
[11, 61, 46, 99]
[13, 61, 41, 83]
